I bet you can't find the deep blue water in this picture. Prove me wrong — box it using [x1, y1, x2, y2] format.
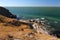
[5, 7, 60, 30]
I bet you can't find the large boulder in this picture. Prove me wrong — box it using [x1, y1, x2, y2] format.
[0, 7, 17, 18]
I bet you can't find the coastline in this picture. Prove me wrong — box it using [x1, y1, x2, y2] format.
[0, 7, 60, 40]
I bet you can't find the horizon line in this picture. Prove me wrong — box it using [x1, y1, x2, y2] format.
[1, 5, 60, 7]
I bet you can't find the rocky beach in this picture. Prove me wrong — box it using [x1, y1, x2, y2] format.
[0, 7, 60, 40]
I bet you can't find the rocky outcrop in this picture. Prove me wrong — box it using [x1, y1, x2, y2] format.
[0, 7, 17, 18]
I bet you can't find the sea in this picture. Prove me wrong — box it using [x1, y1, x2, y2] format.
[5, 7, 60, 30]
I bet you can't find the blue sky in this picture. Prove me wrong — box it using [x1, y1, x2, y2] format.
[0, 0, 60, 7]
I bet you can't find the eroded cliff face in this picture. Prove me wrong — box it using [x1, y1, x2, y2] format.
[0, 7, 17, 18]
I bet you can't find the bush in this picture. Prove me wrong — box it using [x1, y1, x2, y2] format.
[10, 20, 21, 26]
[0, 17, 3, 22]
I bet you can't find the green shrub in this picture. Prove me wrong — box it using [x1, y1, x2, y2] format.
[0, 17, 3, 22]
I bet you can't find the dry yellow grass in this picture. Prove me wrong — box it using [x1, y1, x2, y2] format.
[0, 15, 60, 40]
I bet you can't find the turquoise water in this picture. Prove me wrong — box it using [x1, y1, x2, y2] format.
[5, 7, 60, 30]
[5, 7, 60, 21]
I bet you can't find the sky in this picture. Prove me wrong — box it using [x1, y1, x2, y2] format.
[0, 0, 60, 7]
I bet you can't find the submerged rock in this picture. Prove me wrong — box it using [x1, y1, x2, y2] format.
[0, 7, 17, 18]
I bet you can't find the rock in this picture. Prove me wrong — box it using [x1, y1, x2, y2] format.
[8, 35, 13, 40]
[0, 7, 17, 18]
[14, 38, 20, 40]
[50, 31, 60, 38]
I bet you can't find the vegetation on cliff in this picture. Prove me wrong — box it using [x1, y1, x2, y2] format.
[0, 7, 60, 40]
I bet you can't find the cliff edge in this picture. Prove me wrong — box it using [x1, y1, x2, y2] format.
[0, 7, 17, 18]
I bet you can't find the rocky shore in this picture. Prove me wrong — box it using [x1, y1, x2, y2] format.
[0, 7, 60, 40]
